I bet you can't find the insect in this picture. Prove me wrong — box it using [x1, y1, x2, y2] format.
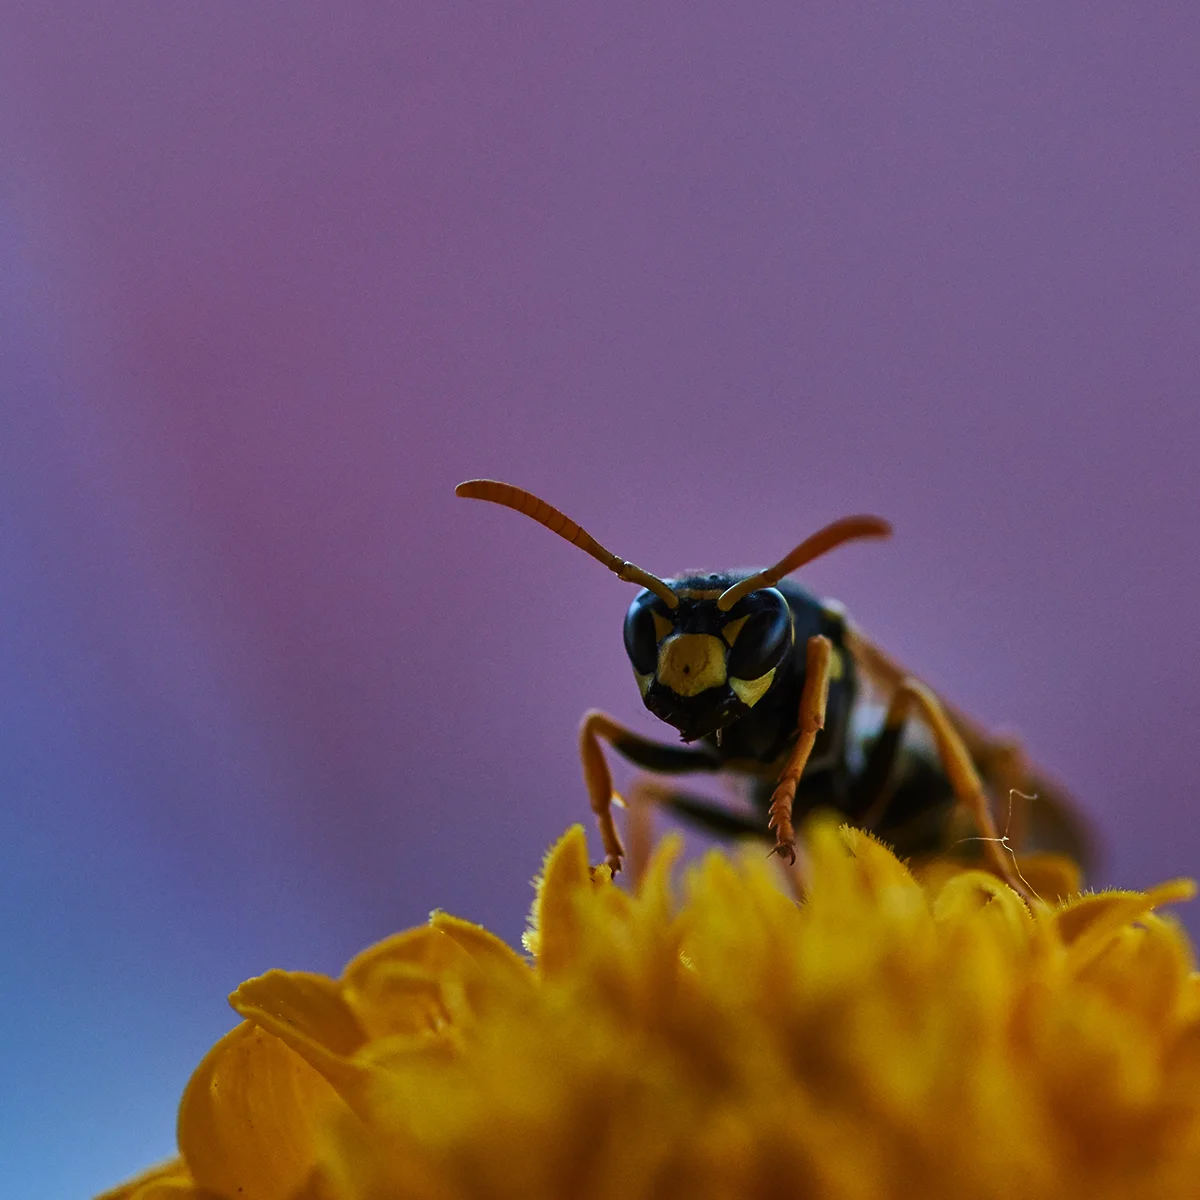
[456, 479, 1088, 894]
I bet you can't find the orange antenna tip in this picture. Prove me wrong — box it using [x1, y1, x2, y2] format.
[456, 478, 679, 608]
[717, 514, 892, 611]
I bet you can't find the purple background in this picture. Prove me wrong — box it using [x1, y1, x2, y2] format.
[4, 4, 1199, 1194]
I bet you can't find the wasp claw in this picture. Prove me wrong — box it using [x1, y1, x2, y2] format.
[605, 853, 623, 876]
[772, 841, 797, 866]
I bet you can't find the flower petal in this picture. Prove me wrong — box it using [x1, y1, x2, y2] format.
[107, 817, 1200, 1200]
[94, 1159, 216, 1200]
[177, 1022, 348, 1200]
[1056, 880, 1197, 971]
[428, 912, 534, 1022]
[341, 926, 465, 1039]
[1015, 852, 1083, 903]
[1077, 912, 1197, 1026]
[231, 970, 367, 1057]
[229, 971, 375, 1112]
[428, 913, 529, 984]
[524, 825, 592, 973]
[933, 868, 1032, 944]
[340, 917, 531, 1048]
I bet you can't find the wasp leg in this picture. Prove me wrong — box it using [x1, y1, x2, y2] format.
[579, 710, 723, 874]
[843, 716, 960, 860]
[623, 776, 764, 886]
[627, 776, 765, 838]
[875, 680, 1033, 900]
[849, 625, 1043, 846]
[848, 624, 1033, 774]
[767, 635, 834, 865]
[847, 720, 908, 829]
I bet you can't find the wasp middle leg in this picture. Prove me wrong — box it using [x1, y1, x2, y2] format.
[861, 679, 1033, 900]
[619, 775, 768, 886]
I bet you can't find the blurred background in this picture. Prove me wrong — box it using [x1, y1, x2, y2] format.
[3, 3, 1199, 1194]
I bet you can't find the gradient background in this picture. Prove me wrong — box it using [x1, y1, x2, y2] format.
[3, 4, 1199, 1195]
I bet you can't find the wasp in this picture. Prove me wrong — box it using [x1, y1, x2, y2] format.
[457, 479, 1088, 894]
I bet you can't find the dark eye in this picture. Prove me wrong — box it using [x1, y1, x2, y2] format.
[623, 591, 662, 674]
[725, 588, 792, 679]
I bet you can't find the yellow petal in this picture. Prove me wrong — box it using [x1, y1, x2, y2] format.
[341, 918, 531, 1046]
[428, 913, 530, 984]
[933, 869, 1032, 942]
[112, 1181, 216, 1200]
[524, 825, 593, 973]
[1015, 851, 1083, 903]
[428, 912, 535, 1023]
[342, 926, 464, 1039]
[1077, 912, 1197, 1026]
[342, 924, 464, 985]
[229, 971, 374, 1111]
[105, 816, 1200, 1200]
[231, 970, 367, 1056]
[1056, 880, 1197, 972]
[177, 1022, 348, 1200]
[829, 821, 924, 904]
[94, 1159, 216, 1200]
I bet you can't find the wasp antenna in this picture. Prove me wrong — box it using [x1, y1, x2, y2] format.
[716, 515, 892, 611]
[455, 479, 679, 608]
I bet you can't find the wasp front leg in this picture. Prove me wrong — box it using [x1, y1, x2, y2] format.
[579, 710, 722, 874]
[767, 636, 834, 864]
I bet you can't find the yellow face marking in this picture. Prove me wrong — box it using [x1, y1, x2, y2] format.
[729, 668, 776, 709]
[721, 614, 750, 647]
[657, 634, 727, 697]
[634, 669, 654, 698]
[651, 611, 674, 643]
[828, 647, 844, 680]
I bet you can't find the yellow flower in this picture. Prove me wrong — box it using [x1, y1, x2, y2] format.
[101, 822, 1200, 1200]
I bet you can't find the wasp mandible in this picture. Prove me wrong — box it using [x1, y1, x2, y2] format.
[456, 480, 1087, 896]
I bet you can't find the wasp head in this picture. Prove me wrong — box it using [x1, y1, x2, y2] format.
[622, 578, 793, 742]
[455, 480, 889, 742]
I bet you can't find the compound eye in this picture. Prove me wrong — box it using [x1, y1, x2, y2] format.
[725, 588, 792, 680]
[623, 591, 667, 675]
